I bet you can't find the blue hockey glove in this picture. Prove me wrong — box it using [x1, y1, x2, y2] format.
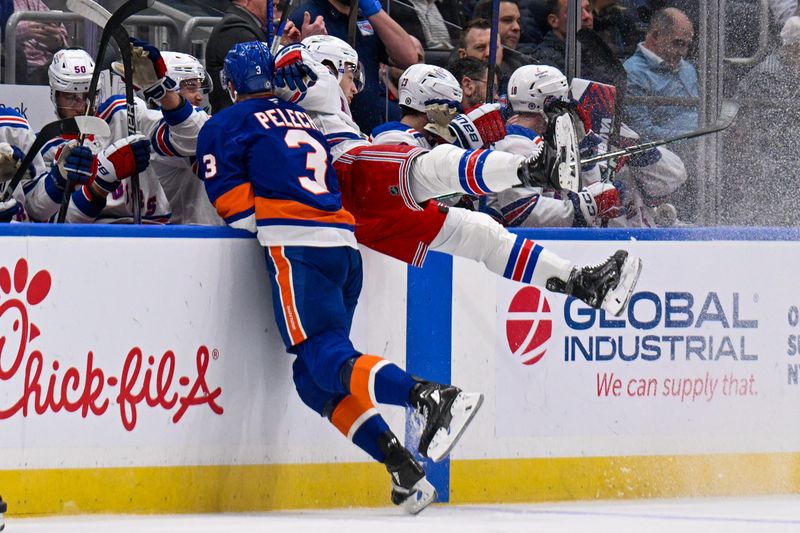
[49, 141, 97, 188]
[0, 199, 21, 222]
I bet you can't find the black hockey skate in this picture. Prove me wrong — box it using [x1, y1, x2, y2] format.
[379, 432, 437, 515]
[518, 113, 580, 192]
[410, 381, 483, 463]
[547, 250, 642, 317]
[0, 494, 6, 531]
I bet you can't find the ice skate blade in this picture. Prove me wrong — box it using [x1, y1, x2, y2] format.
[601, 255, 642, 317]
[399, 477, 437, 515]
[426, 392, 484, 463]
[554, 114, 580, 193]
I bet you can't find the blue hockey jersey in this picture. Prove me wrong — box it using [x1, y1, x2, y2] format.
[197, 96, 356, 249]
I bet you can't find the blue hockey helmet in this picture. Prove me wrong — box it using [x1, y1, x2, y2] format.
[222, 41, 274, 97]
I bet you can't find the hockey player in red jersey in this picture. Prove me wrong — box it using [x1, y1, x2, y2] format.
[276, 37, 641, 316]
[197, 41, 484, 514]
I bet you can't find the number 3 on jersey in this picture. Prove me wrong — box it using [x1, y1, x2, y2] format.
[285, 129, 329, 195]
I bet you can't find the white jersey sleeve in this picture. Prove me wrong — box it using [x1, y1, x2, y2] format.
[274, 48, 369, 161]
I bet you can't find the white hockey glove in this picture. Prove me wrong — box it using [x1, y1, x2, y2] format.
[112, 38, 177, 105]
[424, 99, 461, 127]
[94, 134, 151, 193]
[0, 142, 24, 182]
[570, 181, 623, 227]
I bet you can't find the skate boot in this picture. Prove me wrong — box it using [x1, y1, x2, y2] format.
[410, 381, 483, 462]
[379, 432, 437, 515]
[1, 494, 6, 531]
[547, 250, 642, 317]
[518, 112, 580, 192]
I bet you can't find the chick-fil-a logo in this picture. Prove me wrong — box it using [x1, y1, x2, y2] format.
[0, 258, 223, 430]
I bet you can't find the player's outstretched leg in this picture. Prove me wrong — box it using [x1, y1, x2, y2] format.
[546, 250, 642, 317]
[409, 379, 484, 463]
[379, 432, 437, 514]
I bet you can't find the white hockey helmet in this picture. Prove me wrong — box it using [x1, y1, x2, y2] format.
[398, 64, 463, 113]
[507, 65, 569, 114]
[48, 48, 95, 106]
[302, 35, 359, 81]
[161, 51, 212, 93]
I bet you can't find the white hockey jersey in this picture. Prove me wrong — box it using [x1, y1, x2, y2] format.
[275, 51, 370, 161]
[24, 95, 208, 223]
[0, 108, 47, 221]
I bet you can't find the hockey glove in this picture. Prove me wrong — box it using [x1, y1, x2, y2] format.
[94, 134, 151, 193]
[424, 99, 462, 126]
[48, 140, 97, 189]
[274, 45, 318, 100]
[570, 181, 623, 227]
[359, 0, 382, 17]
[449, 103, 506, 149]
[0, 199, 20, 222]
[543, 96, 591, 140]
[0, 142, 26, 182]
[127, 38, 177, 104]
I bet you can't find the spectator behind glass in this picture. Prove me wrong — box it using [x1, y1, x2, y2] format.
[590, 0, 643, 59]
[622, 7, 697, 140]
[535, 0, 626, 87]
[454, 18, 504, 65]
[386, 0, 461, 50]
[1, 0, 69, 84]
[448, 55, 497, 108]
[473, 0, 538, 78]
[289, 0, 418, 133]
[721, 16, 800, 226]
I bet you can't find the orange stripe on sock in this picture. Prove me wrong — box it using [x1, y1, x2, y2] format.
[330, 394, 375, 439]
[350, 355, 386, 404]
[267, 246, 306, 346]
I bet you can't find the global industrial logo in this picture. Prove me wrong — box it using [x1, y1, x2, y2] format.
[504, 288, 760, 366]
[505, 286, 553, 365]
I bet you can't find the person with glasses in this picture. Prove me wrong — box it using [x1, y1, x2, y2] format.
[622, 7, 698, 140]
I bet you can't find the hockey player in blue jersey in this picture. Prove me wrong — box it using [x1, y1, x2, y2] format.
[197, 41, 483, 515]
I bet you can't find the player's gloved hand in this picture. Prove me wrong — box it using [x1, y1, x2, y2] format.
[0, 199, 20, 222]
[424, 98, 462, 126]
[570, 181, 623, 227]
[446, 103, 506, 150]
[274, 45, 318, 100]
[49, 140, 97, 188]
[0, 142, 26, 182]
[543, 96, 591, 140]
[94, 134, 151, 193]
[359, 0, 382, 17]
[122, 37, 177, 104]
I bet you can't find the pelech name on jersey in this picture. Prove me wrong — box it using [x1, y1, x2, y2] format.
[253, 107, 318, 131]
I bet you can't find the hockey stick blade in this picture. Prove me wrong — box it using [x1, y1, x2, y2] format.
[1, 117, 110, 202]
[579, 101, 740, 167]
[67, 0, 111, 27]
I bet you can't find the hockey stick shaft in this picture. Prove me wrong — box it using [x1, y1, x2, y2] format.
[485, 0, 500, 103]
[57, 0, 153, 222]
[347, 0, 358, 47]
[579, 103, 739, 166]
[114, 26, 142, 224]
[270, 0, 292, 54]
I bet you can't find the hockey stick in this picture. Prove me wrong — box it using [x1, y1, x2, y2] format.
[347, 0, 359, 48]
[0, 117, 110, 203]
[578, 101, 740, 167]
[66, 0, 111, 27]
[57, 0, 153, 222]
[485, 0, 500, 102]
[270, 0, 292, 54]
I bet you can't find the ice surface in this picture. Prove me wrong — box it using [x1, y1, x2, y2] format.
[7, 496, 800, 533]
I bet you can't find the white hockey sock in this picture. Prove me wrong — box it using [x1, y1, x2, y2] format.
[410, 145, 525, 202]
[429, 208, 573, 286]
